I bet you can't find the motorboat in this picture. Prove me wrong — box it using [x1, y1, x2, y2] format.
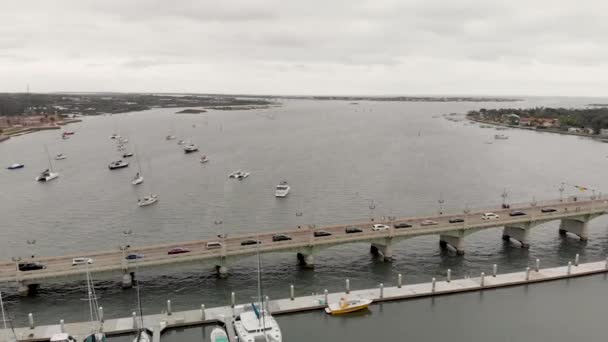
[7, 163, 24, 170]
[229, 170, 250, 180]
[138, 194, 158, 207]
[165, 135, 176, 140]
[132, 173, 144, 185]
[63, 131, 75, 136]
[210, 327, 229, 342]
[123, 152, 134, 158]
[184, 143, 199, 153]
[177, 140, 186, 145]
[109, 134, 119, 139]
[50, 333, 77, 342]
[200, 155, 209, 163]
[275, 181, 290, 197]
[234, 307, 282, 342]
[325, 297, 372, 315]
[108, 160, 129, 170]
[494, 134, 509, 140]
[55, 153, 67, 160]
[36, 168, 59, 182]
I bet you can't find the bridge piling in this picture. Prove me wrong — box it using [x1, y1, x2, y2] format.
[567, 262, 572, 275]
[345, 279, 350, 294]
[559, 218, 590, 241]
[575, 254, 580, 266]
[431, 278, 436, 292]
[60, 319, 65, 333]
[121, 272, 133, 289]
[132, 312, 137, 329]
[201, 304, 205, 320]
[397, 273, 403, 288]
[446, 269, 451, 283]
[28, 313, 34, 329]
[167, 300, 172, 316]
[492, 264, 497, 277]
[290, 285, 294, 300]
[99, 306, 104, 322]
[324, 289, 328, 305]
[439, 235, 465, 255]
[379, 283, 384, 299]
[535, 259, 540, 272]
[480, 272, 485, 287]
[503, 226, 530, 248]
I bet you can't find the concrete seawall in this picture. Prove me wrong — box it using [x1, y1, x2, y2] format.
[3, 257, 607, 341]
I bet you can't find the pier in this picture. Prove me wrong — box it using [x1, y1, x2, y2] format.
[1, 196, 606, 295]
[3, 258, 608, 341]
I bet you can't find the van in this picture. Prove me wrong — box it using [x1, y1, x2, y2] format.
[206, 241, 223, 249]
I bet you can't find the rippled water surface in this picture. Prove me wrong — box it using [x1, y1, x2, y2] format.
[1, 97, 608, 335]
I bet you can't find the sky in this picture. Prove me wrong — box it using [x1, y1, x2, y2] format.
[1, 0, 608, 96]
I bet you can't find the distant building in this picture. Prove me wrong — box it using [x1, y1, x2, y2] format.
[568, 127, 582, 133]
[519, 117, 559, 128]
[583, 127, 595, 135]
[506, 114, 520, 125]
[600, 128, 608, 136]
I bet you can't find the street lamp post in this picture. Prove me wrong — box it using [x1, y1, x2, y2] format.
[463, 206, 470, 229]
[368, 199, 376, 221]
[438, 194, 445, 215]
[501, 189, 509, 209]
[11, 257, 21, 272]
[26, 240, 36, 259]
[559, 182, 565, 202]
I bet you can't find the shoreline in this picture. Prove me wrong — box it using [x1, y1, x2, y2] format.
[0, 119, 83, 142]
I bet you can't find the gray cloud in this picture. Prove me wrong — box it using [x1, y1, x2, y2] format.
[1, 0, 608, 95]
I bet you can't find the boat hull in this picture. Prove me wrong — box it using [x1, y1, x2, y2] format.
[7, 164, 24, 170]
[36, 172, 59, 182]
[325, 299, 372, 315]
[132, 177, 144, 185]
[108, 163, 129, 170]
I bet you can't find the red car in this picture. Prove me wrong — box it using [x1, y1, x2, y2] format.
[168, 247, 191, 255]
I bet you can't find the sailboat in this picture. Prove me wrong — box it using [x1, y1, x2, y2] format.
[132, 147, 144, 185]
[210, 327, 229, 342]
[36, 145, 59, 182]
[132, 279, 151, 342]
[83, 268, 107, 342]
[233, 240, 282, 342]
[1, 291, 18, 342]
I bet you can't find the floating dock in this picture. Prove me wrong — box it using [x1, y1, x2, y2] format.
[3, 257, 606, 341]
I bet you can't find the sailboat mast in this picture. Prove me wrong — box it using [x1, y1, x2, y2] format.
[256, 238, 267, 337]
[44, 145, 53, 172]
[0, 291, 7, 330]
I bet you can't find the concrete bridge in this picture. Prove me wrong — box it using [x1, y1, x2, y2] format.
[1, 196, 606, 295]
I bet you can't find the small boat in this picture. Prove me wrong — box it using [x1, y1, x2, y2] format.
[132, 173, 144, 185]
[110, 134, 119, 139]
[165, 135, 176, 140]
[138, 194, 158, 207]
[200, 155, 209, 163]
[7, 163, 24, 170]
[118, 137, 129, 143]
[210, 327, 229, 342]
[108, 160, 129, 170]
[275, 181, 290, 197]
[123, 152, 134, 158]
[325, 297, 372, 315]
[55, 153, 67, 160]
[184, 143, 199, 153]
[50, 333, 77, 342]
[37, 146, 59, 182]
[63, 131, 75, 136]
[177, 140, 185, 145]
[229, 170, 250, 180]
[494, 134, 509, 140]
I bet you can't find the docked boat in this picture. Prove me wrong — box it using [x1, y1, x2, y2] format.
[229, 170, 250, 180]
[123, 152, 134, 158]
[165, 135, 176, 140]
[324, 297, 372, 315]
[275, 181, 290, 197]
[177, 140, 185, 145]
[494, 134, 509, 140]
[184, 143, 199, 153]
[7, 163, 24, 170]
[210, 327, 229, 342]
[50, 333, 77, 342]
[200, 155, 209, 163]
[138, 194, 158, 207]
[108, 160, 129, 170]
[55, 153, 67, 160]
[132, 278, 152, 342]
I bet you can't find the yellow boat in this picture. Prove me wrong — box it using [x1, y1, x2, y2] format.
[325, 297, 373, 315]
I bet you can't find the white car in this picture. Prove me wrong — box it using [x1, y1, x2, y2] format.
[206, 241, 223, 249]
[72, 257, 94, 266]
[372, 224, 390, 231]
[421, 220, 438, 226]
[482, 213, 499, 220]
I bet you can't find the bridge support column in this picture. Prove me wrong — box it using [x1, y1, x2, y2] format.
[370, 240, 393, 262]
[439, 235, 465, 255]
[503, 226, 530, 248]
[559, 218, 589, 241]
[121, 272, 134, 289]
[297, 252, 315, 269]
[215, 257, 230, 277]
[16, 283, 38, 297]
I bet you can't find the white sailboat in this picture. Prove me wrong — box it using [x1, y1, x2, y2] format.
[36, 145, 59, 182]
[132, 147, 144, 185]
[83, 268, 107, 342]
[132, 279, 151, 342]
[1, 291, 18, 342]
[233, 241, 282, 342]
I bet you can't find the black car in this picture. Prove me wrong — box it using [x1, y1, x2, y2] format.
[541, 208, 557, 213]
[272, 234, 292, 242]
[448, 218, 464, 223]
[314, 230, 332, 237]
[240, 239, 261, 246]
[394, 222, 413, 229]
[18, 262, 46, 271]
[345, 226, 363, 234]
[509, 211, 526, 216]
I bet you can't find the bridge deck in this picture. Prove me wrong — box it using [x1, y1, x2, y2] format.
[1, 197, 605, 284]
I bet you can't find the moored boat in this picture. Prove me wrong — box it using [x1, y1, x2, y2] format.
[200, 155, 209, 163]
[138, 194, 158, 207]
[123, 152, 134, 158]
[494, 134, 509, 140]
[7, 163, 24, 170]
[108, 160, 129, 170]
[275, 181, 290, 197]
[184, 143, 199, 153]
[165, 135, 176, 140]
[229, 170, 250, 180]
[55, 153, 67, 160]
[325, 297, 372, 315]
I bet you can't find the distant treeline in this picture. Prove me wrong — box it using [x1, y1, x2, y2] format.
[468, 107, 608, 133]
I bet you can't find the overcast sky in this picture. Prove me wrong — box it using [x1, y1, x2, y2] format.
[1, 0, 607, 96]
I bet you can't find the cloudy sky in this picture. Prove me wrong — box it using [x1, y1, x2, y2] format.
[1, 0, 607, 96]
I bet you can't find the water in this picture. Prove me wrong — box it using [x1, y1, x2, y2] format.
[1, 97, 608, 333]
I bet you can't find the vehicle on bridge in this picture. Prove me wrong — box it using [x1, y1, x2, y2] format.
[394, 222, 413, 229]
[345, 226, 363, 234]
[448, 218, 464, 223]
[541, 208, 557, 213]
[509, 211, 526, 217]
[18, 262, 46, 271]
[272, 234, 292, 242]
[482, 213, 499, 220]
[72, 257, 94, 266]
[206, 242, 223, 249]
[240, 239, 261, 246]
[421, 220, 438, 226]
[314, 230, 332, 237]
[126, 253, 144, 260]
[167, 247, 190, 255]
[372, 224, 390, 231]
